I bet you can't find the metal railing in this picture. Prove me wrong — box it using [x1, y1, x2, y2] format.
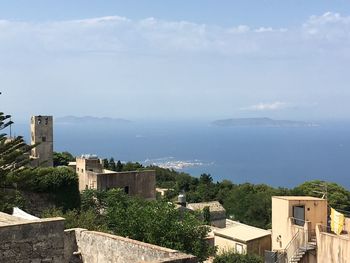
[285, 229, 307, 262]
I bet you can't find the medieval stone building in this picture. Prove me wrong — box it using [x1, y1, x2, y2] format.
[30, 115, 53, 167]
[72, 155, 156, 200]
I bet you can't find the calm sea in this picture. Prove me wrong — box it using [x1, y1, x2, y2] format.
[13, 120, 350, 189]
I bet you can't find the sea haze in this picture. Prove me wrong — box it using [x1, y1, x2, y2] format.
[12, 119, 350, 189]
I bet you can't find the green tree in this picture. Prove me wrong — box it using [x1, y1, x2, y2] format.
[43, 208, 108, 232]
[122, 161, 143, 171]
[102, 158, 109, 169]
[293, 180, 350, 211]
[116, 160, 123, 172]
[53, 151, 75, 166]
[223, 184, 279, 228]
[0, 112, 33, 182]
[95, 189, 214, 261]
[203, 206, 211, 225]
[109, 158, 116, 171]
[0, 111, 35, 213]
[8, 167, 80, 211]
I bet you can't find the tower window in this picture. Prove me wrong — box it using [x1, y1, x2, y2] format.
[42, 136, 46, 142]
[38, 118, 42, 124]
[45, 117, 48, 125]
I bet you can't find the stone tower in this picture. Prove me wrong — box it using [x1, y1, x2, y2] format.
[30, 115, 53, 167]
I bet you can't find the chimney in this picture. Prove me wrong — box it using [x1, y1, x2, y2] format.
[177, 192, 186, 207]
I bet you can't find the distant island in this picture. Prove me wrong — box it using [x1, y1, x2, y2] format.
[212, 117, 318, 127]
[55, 116, 131, 124]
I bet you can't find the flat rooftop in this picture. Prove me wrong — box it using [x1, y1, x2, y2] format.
[187, 201, 225, 212]
[273, 196, 326, 201]
[214, 220, 271, 242]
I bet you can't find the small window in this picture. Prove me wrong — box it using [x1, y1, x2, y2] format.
[124, 186, 129, 194]
[38, 119, 42, 124]
[235, 244, 243, 254]
[45, 117, 48, 125]
[81, 169, 84, 173]
[77, 168, 79, 172]
[88, 169, 93, 171]
[42, 136, 46, 142]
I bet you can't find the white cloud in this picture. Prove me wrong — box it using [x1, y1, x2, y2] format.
[0, 12, 347, 58]
[302, 12, 350, 42]
[241, 102, 288, 111]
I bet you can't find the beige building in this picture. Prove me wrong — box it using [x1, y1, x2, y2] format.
[30, 115, 54, 167]
[75, 155, 156, 200]
[213, 220, 271, 257]
[187, 201, 227, 228]
[269, 196, 350, 263]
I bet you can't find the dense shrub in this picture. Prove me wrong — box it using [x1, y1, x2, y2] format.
[8, 167, 80, 211]
[214, 251, 263, 263]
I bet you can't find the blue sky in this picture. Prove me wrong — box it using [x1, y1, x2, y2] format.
[1, 1, 350, 121]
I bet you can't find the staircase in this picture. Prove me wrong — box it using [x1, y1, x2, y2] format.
[288, 236, 316, 263]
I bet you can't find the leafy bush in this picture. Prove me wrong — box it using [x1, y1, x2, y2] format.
[214, 251, 263, 263]
[54, 189, 215, 262]
[0, 190, 26, 214]
[53, 151, 75, 166]
[43, 208, 108, 231]
[8, 167, 80, 211]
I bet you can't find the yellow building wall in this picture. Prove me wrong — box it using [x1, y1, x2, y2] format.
[316, 225, 350, 263]
[272, 197, 290, 250]
[272, 197, 327, 251]
[246, 235, 271, 257]
[214, 236, 247, 254]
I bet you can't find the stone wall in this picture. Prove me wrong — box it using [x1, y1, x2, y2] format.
[70, 228, 197, 263]
[0, 217, 65, 262]
[0, 215, 197, 263]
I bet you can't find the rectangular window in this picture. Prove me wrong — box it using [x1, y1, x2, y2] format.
[235, 243, 243, 254]
[42, 136, 46, 142]
[293, 205, 305, 226]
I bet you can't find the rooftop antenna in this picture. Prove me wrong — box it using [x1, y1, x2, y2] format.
[312, 182, 328, 200]
[9, 117, 12, 138]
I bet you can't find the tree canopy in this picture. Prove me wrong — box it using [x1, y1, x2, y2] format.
[213, 250, 263, 263]
[46, 189, 215, 262]
[53, 151, 75, 166]
[0, 112, 33, 182]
